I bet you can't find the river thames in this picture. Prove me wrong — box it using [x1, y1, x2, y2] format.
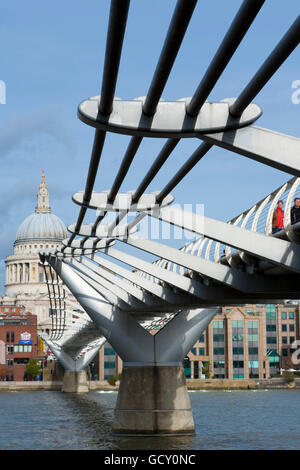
[0, 389, 300, 450]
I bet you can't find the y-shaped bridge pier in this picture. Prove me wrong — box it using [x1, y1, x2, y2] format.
[40, 1, 299, 434]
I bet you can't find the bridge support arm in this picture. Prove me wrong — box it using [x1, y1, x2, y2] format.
[41, 334, 106, 393]
[45, 254, 218, 434]
[200, 125, 300, 176]
[113, 307, 218, 435]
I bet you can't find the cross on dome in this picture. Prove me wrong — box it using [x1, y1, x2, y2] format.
[15, 171, 68, 243]
[35, 169, 51, 213]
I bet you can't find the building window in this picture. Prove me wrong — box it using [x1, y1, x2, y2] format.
[104, 347, 115, 356]
[290, 337, 295, 345]
[194, 361, 199, 379]
[282, 324, 287, 332]
[248, 320, 258, 329]
[199, 348, 205, 355]
[232, 334, 243, 341]
[104, 361, 115, 369]
[11, 332, 14, 342]
[214, 361, 225, 369]
[183, 357, 191, 379]
[213, 334, 224, 342]
[282, 349, 288, 357]
[290, 324, 295, 332]
[15, 358, 29, 365]
[266, 305, 276, 320]
[233, 361, 244, 368]
[248, 334, 258, 342]
[267, 337, 277, 344]
[191, 348, 197, 355]
[199, 335, 205, 343]
[282, 337, 287, 344]
[6, 331, 9, 342]
[249, 347, 258, 355]
[281, 312, 287, 320]
[267, 324, 276, 332]
[289, 312, 295, 320]
[249, 360, 259, 368]
[213, 321, 224, 329]
[233, 347, 244, 355]
[213, 347, 224, 355]
[232, 320, 243, 328]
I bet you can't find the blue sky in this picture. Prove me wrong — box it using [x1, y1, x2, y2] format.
[0, 0, 299, 294]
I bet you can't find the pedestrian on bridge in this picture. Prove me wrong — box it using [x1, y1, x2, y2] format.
[272, 200, 284, 234]
[291, 198, 300, 225]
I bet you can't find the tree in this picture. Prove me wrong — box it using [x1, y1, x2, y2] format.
[25, 359, 42, 380]
[202, 361, 210, 379]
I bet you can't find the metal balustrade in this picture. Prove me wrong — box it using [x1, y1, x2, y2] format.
[38, 1, 300, 352]
[156, 177, 300, 278]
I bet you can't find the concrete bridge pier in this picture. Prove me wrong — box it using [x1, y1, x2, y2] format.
[113, 365, 193, 435]
[41, 333, 102, 394]
[47, 256, 218, 434]
[111, 307, 217, 435]
[62, 370, 89, 393]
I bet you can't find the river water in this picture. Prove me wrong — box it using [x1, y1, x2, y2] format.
[0, 389, 299, 450]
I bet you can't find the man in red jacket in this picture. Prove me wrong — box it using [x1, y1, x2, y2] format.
[272, 200, 284, 234]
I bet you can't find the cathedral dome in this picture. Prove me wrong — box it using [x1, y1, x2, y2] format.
[15, 170, 68, 244]
[16, 212, 68, 243]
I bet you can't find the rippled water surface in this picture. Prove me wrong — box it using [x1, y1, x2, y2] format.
[0, 389, 300, 450]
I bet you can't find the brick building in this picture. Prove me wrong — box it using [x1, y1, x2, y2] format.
[0, 305, 41, 381]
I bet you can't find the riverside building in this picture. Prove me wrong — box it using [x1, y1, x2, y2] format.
[93, 306, 269, 381]
[184, 302, 300, 380]
[0, 305, 41, 381]
[184, 305, 269, 380]
[94, 302, 300, 382]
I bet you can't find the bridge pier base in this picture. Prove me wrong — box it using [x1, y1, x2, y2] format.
[62, 370, 89, 393]
[46, 257, 218, 433]
[113, 365, 194, 435]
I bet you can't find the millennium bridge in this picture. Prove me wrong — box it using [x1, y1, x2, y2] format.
[39, 1, 300, 435]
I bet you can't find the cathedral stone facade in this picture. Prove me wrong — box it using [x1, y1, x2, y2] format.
[0, 171, 71, 333]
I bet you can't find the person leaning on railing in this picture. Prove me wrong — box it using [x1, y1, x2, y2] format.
[272, 200, 284, 234]
[291, 198, 300, 225]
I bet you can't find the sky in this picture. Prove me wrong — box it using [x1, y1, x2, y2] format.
[0, 0, 299, 294]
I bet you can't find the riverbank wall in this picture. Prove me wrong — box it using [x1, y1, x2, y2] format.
[187, 377, 300, 390]
[1, 378, 300, 392]
[0, 380, 119, 392]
